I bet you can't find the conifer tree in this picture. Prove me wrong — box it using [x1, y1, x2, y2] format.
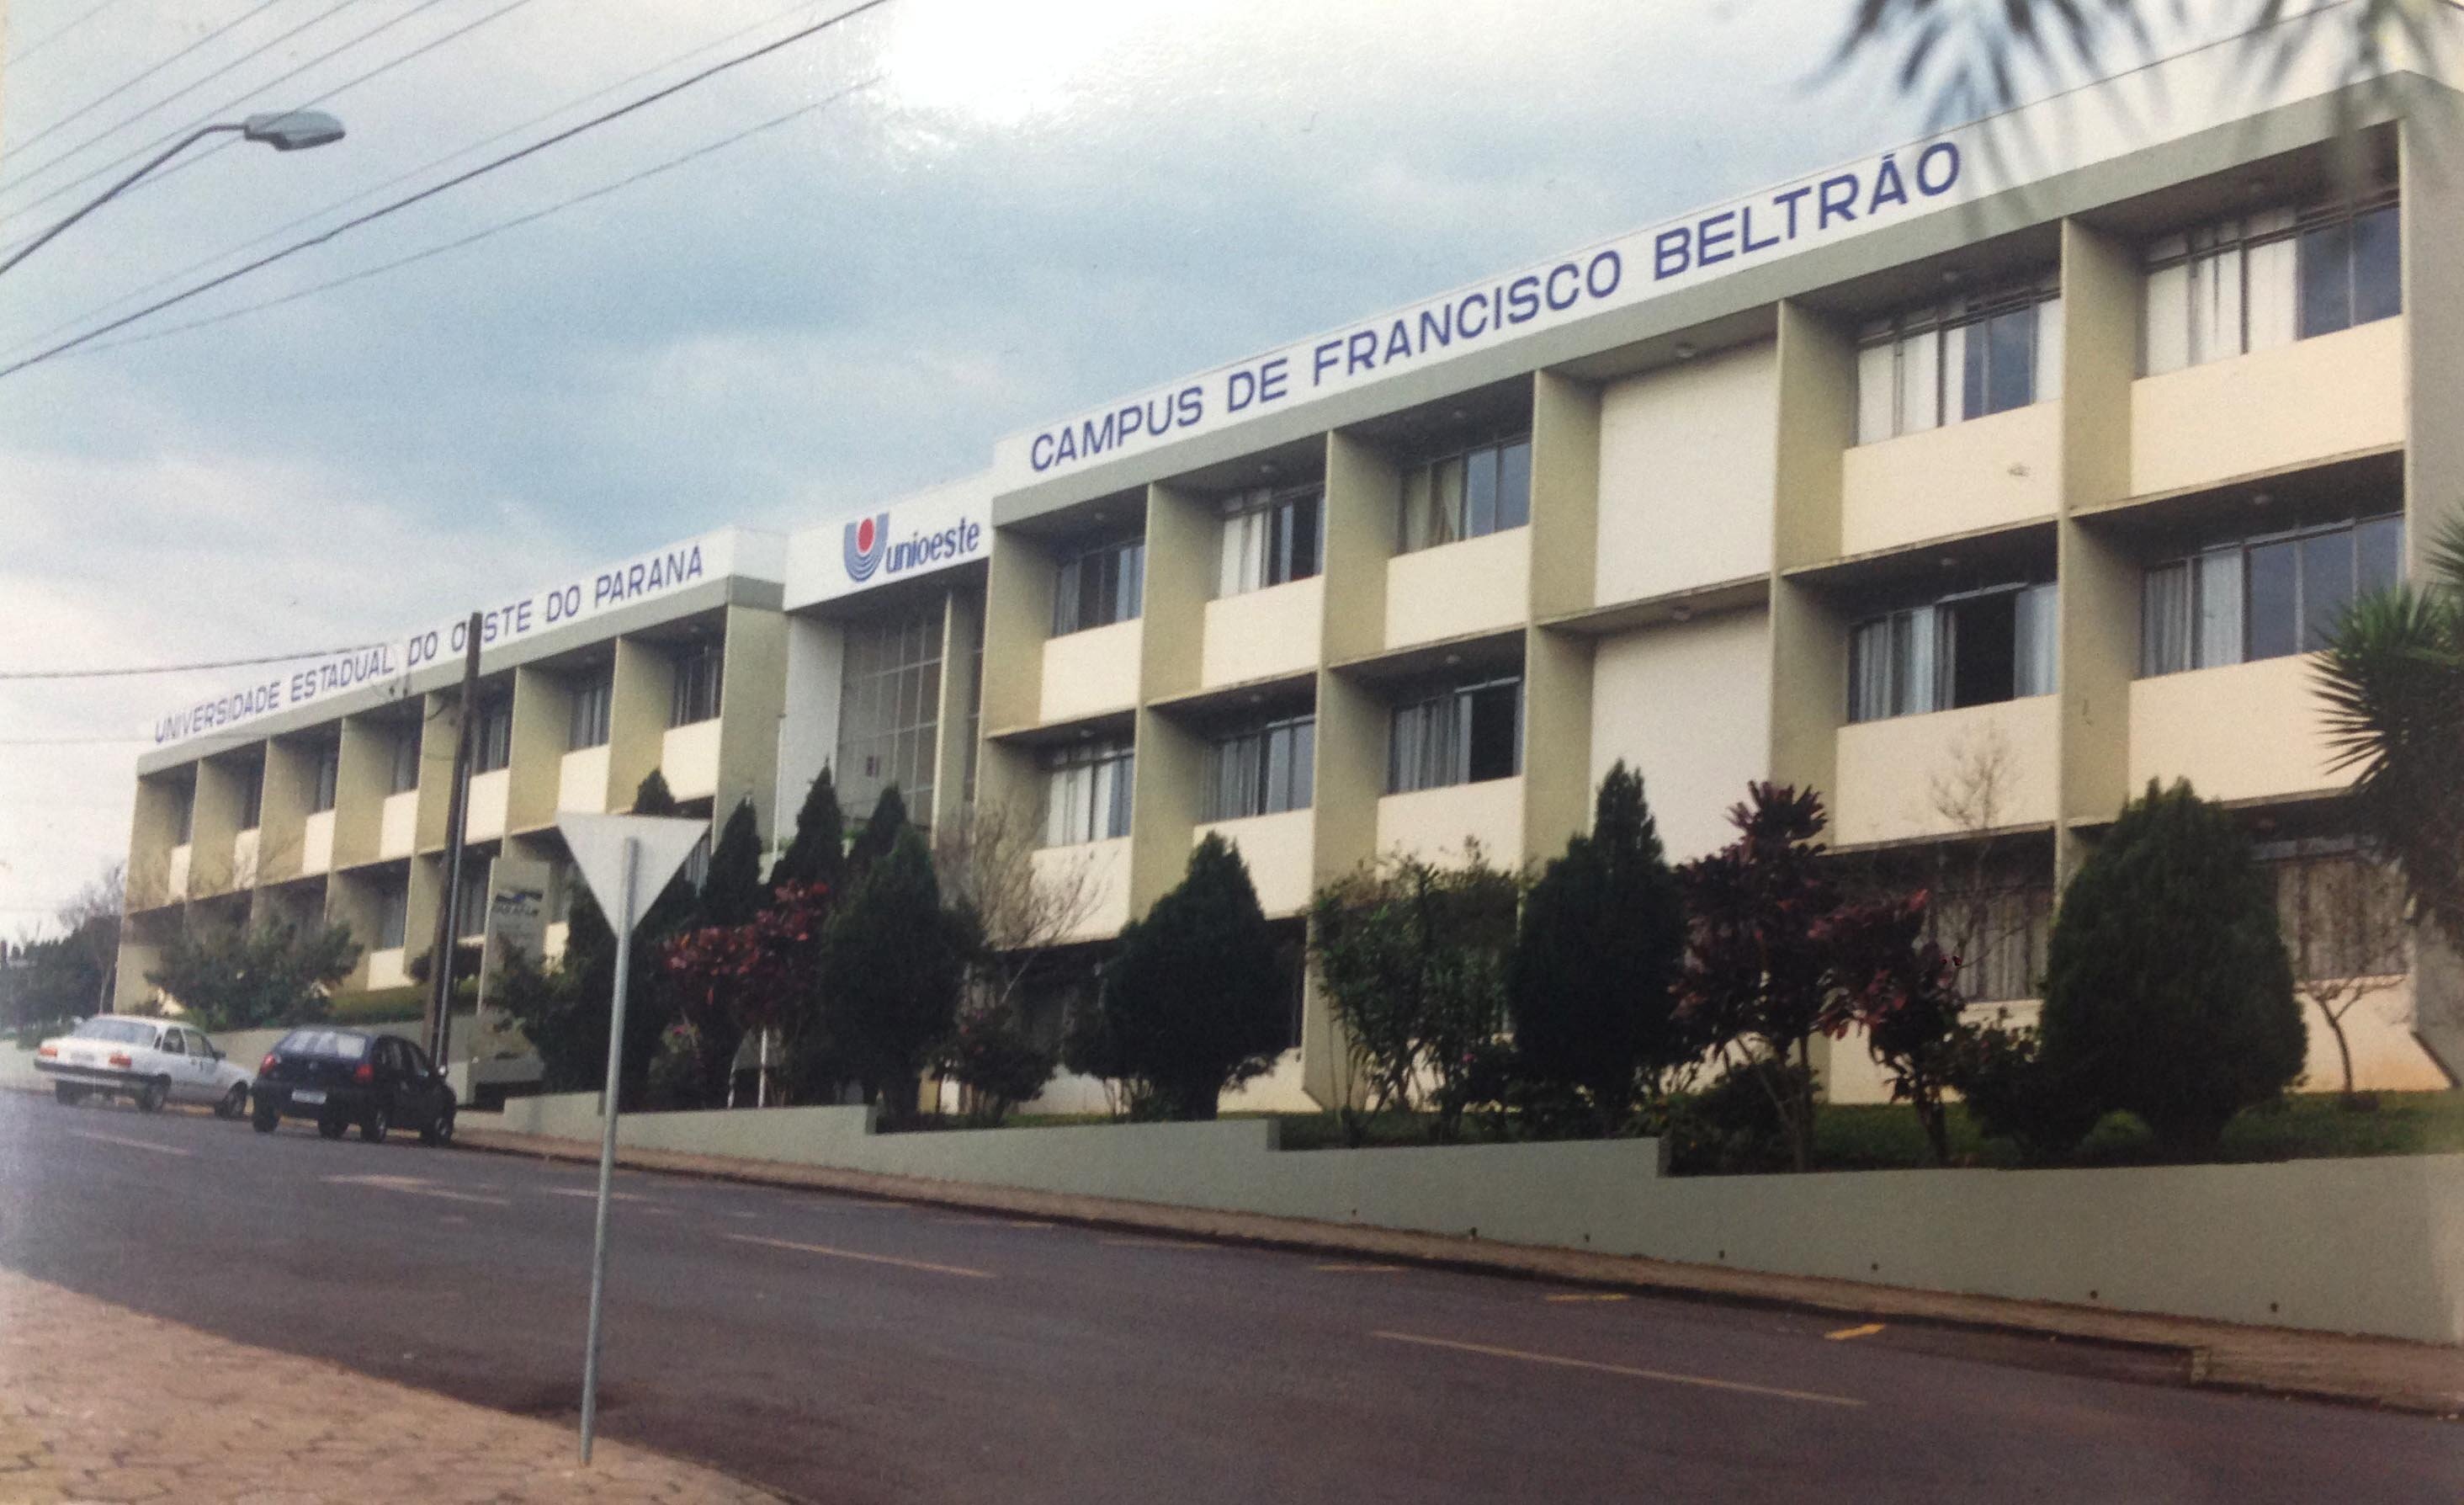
[769, 765, 847, 898]
[698, 798, 766, 928]
[847, 784, 911, 874]
[818, 827, 969, 1119]
[1102, 835, 1287, 1120]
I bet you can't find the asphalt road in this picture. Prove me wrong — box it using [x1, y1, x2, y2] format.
[2, 1090, 2457, 1504]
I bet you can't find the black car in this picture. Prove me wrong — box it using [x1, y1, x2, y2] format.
[252, 1028, 457, 1146]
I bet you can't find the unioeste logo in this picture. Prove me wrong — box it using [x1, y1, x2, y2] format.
[843, 513, 889, 582]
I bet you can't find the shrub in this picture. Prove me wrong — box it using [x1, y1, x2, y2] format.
[819, 828, 970, 1119]
[1951, 1014, 2100, 1163]
[1665, 1059, 1813, 1175]
[2040, 780, 2306, 1157]
[1102, 835, 1288, 1120]
[145, 918, 359, 1032]
[942, 1004, 1058, 1126]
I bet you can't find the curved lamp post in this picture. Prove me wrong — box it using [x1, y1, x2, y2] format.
[0, 110, 346, 280]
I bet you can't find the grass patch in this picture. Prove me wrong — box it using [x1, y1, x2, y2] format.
[323, 986, 427, 1025]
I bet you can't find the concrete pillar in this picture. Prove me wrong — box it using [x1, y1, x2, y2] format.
[415, 691, 459, 853]
[1766, 300, 1856, 801]
[714, 603, 788, 839]
[976, 529, 1059, 820]
[125, 771, 189, 912]
[507, 665, 573, 835]
[931, 588, 982, 831]
[258, 736, 316, 886]
[332, 714, 392, 869]
[777, 612, 847, 832]
[608, 636, 675, 811]
[1128, 481, 1216, 912]
[189, 751, 251, 899]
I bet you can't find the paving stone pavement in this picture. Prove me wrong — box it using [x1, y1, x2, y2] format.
[0, 1269, 783, 1505]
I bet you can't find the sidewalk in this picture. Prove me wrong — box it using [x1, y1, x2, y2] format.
[0, 1268, 783, 1505]
[459, 1122, 2464, 1419]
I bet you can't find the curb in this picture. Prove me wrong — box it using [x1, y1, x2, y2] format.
[452, 1127, 2464, 1418]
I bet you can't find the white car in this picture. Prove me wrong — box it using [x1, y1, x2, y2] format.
[35, 1015, 253, 1118]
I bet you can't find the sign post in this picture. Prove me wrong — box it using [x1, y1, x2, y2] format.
[555, 811, 707, 1467]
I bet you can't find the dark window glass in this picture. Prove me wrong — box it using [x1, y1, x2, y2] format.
[1465, 448, 1499, 537]
[311, 747, 339, 814]
[475, 699, 515, 772]
[669, 646, 723, 727]
[2301, 529, 2357, 651]
[2356, 514, 2404, 598]
[2352, 205, 2403, 325]
[1465, 682, 1521, 783]
[1495, 440, 1532, 530]
[2298, 217, 2353, 338]
[237, 763, 264, 830]
[1054, 535, 1145, 633]
[1948, 592, 2019, 709]
[569, 673, 613, 750]
[1962, 304, 2038, 418]
[390, 733, 420, 795]
[2245, 539, 2301, 660]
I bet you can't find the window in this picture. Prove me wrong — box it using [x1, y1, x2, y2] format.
[234, 760, 265, 831]
[311, 744, 339, 814]
[547, 861, 575, 925]
[157, 1028, 186, 1056]
[2143, 200, 2399, 375]
[375, 882, 409, 950]
[454, 858, 492, 939]
[1217, 485, 1322, 595]
[1053, 535, 1144, 634]
[402, 1040, 435, 1078]
[1399, 434, 1530, 552]
[836, 609, 943, 820]
[473, 698, 514, 774]
[1389, 675, 1521, 794]
[568, 671, 613, 751]
[389, 731, 420, 795]
[1042, 738, 1134, 846]
[1856, 275, 2062, 443]
[1206, 714, 1314, 821]
[2268, 841, 2408, 981]
[671, 644, 724, 727]
[169, 781, 195, 843]
[1847, 582, 2058, 722]
[681, 832, 713, 891]
[1926, 885, 2053, 1002]
[2140, 513, 2402, 675]
[276, 1029, 369, 1060]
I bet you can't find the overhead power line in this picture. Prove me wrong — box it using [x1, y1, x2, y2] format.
[2, 0, 289, 166]
[0, 0, 364, 202]
[85, 72, 883, 356]
[0, 645, 383, 680]
[2, 0, 843, 362]
[5, 0, 139, 68]
[0, 0, 895, 381]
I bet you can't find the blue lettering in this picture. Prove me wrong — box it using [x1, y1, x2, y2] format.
[1227, 369, 1257, 412]
[1543, 263, 1580, 311]
[1313, 339, 1343, 386]
[1916, 141, 1960, 195]
[1867, 152, 1909, 213]
[1417, 306, 1452, 352]
[1176, 385, 1203, 428]
[1586, 249, 1622, 299]
[1817, 173, 1860, 229]
[1773, 185, 1811, 238]
[1740, 205, 1779, 254]
[1654, 227, 1690, 279]
[1383, 318, 1413, 364]
[1697, 210, 1738, 266]
[1458, 290, 1490, 338]
[1346, 329, 1378, 375]
[1506, 274, 1541, 324]
[1257, 357, 1288, 404]
[1031, 433, 1057, 471]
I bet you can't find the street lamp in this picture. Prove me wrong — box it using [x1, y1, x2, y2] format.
[0, 110, 346, 280]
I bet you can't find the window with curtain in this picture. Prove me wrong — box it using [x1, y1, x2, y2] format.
[1217, 484, 1322, 596]
[389, 731, 421, 795]
[1389, 675, 1522, 794]
[236, 761, 264, 830]
[1206, 714, 1314, 821]
[2140, 513, 2403, 676]
[568, 670, 613, 750]
[1846, 582, 2057, 723]
[311, 744, 339, 814]
[1042, 738, 1135, 846]
[375, 881, 409, 950]
[454, 857, 493, 939]
[2143, 199, 2399, 375]
[1398, 434, 1531, 553]
[669, 644, 724, 727]
[473, 698, 514, 774]
[1053, 534, 1146, 634]
[1855, 274, 2062, 444]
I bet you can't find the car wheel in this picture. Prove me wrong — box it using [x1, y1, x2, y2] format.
[252, 1104, 280, 1134]
[316, 1113, 348, 1140]
[216, 1084, 249, 1119]
[359, 1105, 390, 1144]
[420, 1108, 455, 1148]
[52, 1082, 85, 1107]
[135, 1079, 167, 1114]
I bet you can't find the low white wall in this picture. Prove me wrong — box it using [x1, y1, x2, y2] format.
[477, 1093, 2464, 1344]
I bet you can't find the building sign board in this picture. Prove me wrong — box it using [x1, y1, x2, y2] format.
[788, 475, 989, 609]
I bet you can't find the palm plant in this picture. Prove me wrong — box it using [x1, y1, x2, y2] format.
[2314, 514, 2464, 946]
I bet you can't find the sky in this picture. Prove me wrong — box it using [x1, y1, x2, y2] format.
[0, 0, 2252, 935]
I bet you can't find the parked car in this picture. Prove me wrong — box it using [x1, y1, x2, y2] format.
[252, 1028, 457, 1146]
[34, 1015, 253, 1118]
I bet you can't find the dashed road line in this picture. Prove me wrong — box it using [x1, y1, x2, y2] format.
[1097, 1236, 1203, 1249]
[322, 1174, 511, 1207]
[67, 1130, 193, 1157]
[1544, 1293, 1631, 1304]
[544, 1187, 655, 1204]
[724, 1232, 995, 1279]
[1370, 1331, 1864, 1408]
[1824, 1322, 1887, 1342]
[1315, 1263, 1403, 1274]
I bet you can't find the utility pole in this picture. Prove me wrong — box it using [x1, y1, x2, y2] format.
[423, 613, 484, 1069]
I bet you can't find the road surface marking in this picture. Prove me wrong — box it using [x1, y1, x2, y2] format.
[935, 1215, 1056, 1228]
[68, 1130, 192, 1157]
[644, 1207, 682, 1218]
[1315, 1263, 1402, 1274]
[322, 1175, 510, 1207]
[727, 1210, 762, 1220]
[1370, 1332, 1864, 1408]
[1098, 1236, 1199, 1249]
[725, 1232, 994, 1279]
[1544, 1293, 1630, 1304]
[1824, 1322, 1886, 1342]
[545, 1187, 655, 1204]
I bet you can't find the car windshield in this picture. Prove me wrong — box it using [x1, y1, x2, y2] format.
[69, 1019, 154, 1045]
[274, 1029, 369, 1061]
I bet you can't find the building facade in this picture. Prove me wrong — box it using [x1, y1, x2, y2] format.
[119, 36, 2464, 1104]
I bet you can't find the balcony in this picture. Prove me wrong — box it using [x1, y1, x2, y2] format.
[1839, 402, 2061, 560]
[1203, 578, 1322, 689]
[1375, 778, 1523, 868]
[1385, 530, 1529, 651]
[231, 828, 260, 889]
[368, 947, 410, 989]
[559, 746, 610, 812]
[380, 791, 419, 859]
[661, 721, 720, 802]
[2130, 318, 2404, 499]
[2128, 655, 2349, 806]
[1040, 621, 1142, 725]
[1032, 837, 1131, 942]
[167, 843, 192, 902]
[1831, 698, 2058, 847]
[465, 769, 510, 843]
[302, 811, 335, 876]
[1193, 810, 1314, 917]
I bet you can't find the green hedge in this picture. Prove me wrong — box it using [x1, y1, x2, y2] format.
[323, 986, 427, 1025]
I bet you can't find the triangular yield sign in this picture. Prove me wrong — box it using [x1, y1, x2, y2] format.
[556, 812, 708, 934]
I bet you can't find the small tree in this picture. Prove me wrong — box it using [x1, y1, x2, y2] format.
[664, 881, 832, 1109]
[698, 798, 767, 928]
[1104, 835, 1288, 1121]
[847, 784, 911, 874]
[1817, 891, 1967, 1165]
[941, 1002, 1059, 1126]
[1510, 763, 1691, 1135]
[1676, 784, 1840, 1173]
[2041, 780, 2306, 1157]
[818, 828, 969, 1120]
[932, 798, 1105, 1018]
[146, 918, 360, 1032]
[769, 765, 849, 897]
